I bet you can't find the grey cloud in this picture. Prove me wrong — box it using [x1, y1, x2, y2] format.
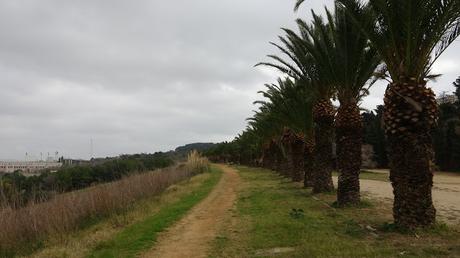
[0, 0, 458, 159]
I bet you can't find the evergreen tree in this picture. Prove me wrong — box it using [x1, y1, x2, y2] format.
[363, 106, 388, 168]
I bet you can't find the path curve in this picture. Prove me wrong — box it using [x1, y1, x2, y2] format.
[141, 164, 240, 258]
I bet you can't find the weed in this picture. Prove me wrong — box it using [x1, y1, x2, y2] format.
[289, 208, 305, 219]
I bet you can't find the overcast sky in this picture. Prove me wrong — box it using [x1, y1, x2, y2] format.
[0, 0, 459, 160]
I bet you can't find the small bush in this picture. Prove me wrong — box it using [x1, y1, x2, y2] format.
[289, 208, 305, 219]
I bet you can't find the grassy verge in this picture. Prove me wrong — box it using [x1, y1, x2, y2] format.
[210, 166, 460, 258]
[88, 166, 222, 258]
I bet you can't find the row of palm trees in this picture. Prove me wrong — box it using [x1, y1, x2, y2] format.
[224, 0, 460, 230]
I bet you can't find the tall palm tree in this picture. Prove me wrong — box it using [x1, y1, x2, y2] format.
[335, 0, 460, 228]
[257, 21, 336, 193]
[301, 5, 381, 205]
[247, 104, 285, 172]
[256, 78, 314, 182]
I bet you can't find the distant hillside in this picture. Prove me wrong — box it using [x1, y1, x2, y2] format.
[175, 143, 216, 155]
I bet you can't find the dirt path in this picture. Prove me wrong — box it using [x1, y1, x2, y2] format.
[333, 171, 460, 225]
[141, 165, 240, 258]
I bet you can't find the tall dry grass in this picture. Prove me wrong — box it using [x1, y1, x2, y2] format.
[0, 154, 210, 255]
[184, 150, 210, 174]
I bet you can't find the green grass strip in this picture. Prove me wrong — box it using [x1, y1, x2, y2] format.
[211, 166, 459, 258]
[88, 166, 222, 258]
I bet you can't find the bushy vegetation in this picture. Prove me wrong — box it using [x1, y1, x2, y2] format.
[0, 152, 174, 208]
[362, 105, 388, 168]
[0, 152, 209, 257]
[175, 143, 216, 156]
[433, 88, 460, 172]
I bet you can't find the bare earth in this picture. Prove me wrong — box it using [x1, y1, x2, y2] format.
[334, 171, 460, 225]
[141, 165, 240, 258]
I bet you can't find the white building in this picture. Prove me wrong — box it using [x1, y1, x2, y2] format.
[0, 161, 62, 175]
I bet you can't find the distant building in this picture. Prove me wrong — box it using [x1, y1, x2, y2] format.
[60, 158, 90, 166]
[0, 161, 62, 175]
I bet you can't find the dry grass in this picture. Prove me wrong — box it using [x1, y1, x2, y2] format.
[184, 150, 210, 174]
[0, 153, 209, 256]
[30, 173, 213, 258]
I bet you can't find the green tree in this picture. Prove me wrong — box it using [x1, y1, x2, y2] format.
[363, 105, 388, 168]
[433, 99, 460, 171]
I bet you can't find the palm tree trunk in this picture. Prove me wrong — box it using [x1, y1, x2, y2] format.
[266, 152, 274, 170]
[312, 99, 335, 193]
[274, 143, 284, 174]
[291, 133, 305, 182]
[285, 144, 295, 179]
[262, 145, 272, 169]
[384, 79, 437, 228]
[303, 136, 314, 187]
[281, 131, 293, 178]
[268, 141, 279, 171]
[336, 103, 362, 206]
[284, 153, 292, 178]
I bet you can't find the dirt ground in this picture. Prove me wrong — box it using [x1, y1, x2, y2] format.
[141, 165, 240, 258]
[334, 170, 460, 225]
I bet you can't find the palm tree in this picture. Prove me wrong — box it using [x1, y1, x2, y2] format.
[335, 0, 460, 228]
[257, 20, 336, 193]
[300, 5, 381, 205]
[247, 104, 285, 172]
[256, 78, 314, 182]
[254, 82, 292, 177]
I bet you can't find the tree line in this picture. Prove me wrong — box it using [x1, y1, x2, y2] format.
[0, 152, 174, 208]
[206, 0, 460, 230]
[207, 87, 460, 172]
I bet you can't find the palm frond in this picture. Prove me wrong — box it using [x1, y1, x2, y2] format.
[337, 0, 460, 81]
[294, 0, 306, 11]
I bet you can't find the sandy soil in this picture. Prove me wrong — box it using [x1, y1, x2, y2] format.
[141, 165, 240, 258]
[334, 171, 460, 225]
